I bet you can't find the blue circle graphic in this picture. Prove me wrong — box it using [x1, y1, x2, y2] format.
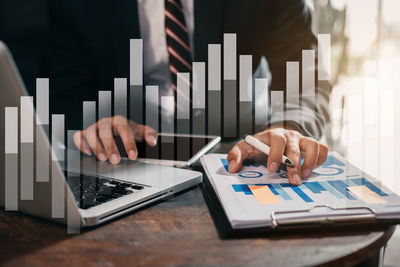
[238, 171, 263, 178]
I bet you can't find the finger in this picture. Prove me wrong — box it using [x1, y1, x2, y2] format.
[227, 141, 254, 173]
[265, 131, 286, 173]
[284, 135, 302, 186]
[98, 118, 120, 164]
[143, 126, 158, 147]
[299, 137, 320, 178]
[73, 130, 92, 155]
[83, 125, 108, 162]
[112, 116, 138, 160]
[315, 144, 328, 168]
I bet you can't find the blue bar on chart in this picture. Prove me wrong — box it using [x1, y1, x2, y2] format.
[255, 78, 269, 132]
[36, 78, 50, 182]
[145, 86, 159, 158]
[51, 114, 65, 218]
[223, 34, 237, 137]
[5, 107, 18, 210]
[161, 96, 175, 160]
[20, 96, 34, 200]
[239, 55, 253, 136]
[270, 91, 284, 128]
[177, 72, 190, 161]
[327, 180, 357, 200]
[130, 39, 144, 124]
[232, 178, 389, 205]
[281, 183, 314, 202]
[319, 181, 345, 200]
[286, 62, 299, 109]
[208, 44, 221, 136]
[270, 184, 292, 201]
[303, 182, 327, 194]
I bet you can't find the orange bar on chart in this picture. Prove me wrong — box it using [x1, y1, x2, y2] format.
[249, 185, 281, 204]
[347, 185, 386, 204]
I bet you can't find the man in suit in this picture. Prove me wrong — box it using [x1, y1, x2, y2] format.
[50, 0, 330, 185]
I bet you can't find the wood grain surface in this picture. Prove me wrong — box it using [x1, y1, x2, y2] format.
[0, 142, 395, 266]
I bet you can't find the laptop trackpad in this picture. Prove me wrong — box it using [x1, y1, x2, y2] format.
[77, 156, 192, 188]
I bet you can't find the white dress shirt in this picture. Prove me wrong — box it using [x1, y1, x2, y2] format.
[137, 0, 194, 99]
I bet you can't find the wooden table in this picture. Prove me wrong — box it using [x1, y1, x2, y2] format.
[0, 142, 395, 266]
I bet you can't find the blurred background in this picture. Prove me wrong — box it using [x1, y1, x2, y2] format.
[1, 0, 400, 264]
[308, 1, 400, 265]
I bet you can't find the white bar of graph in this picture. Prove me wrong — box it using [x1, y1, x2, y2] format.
[302, 50, 316, 134]
[255, 79, 269, 132]
[115, 78, 127, 118]
[51, 114, 65, 218]
[302, 50, 315, 97]
[286, 62, 299, 109]
[193, 62, 206, 135]
[5, 107, 18, 210]
[83, 101, 96, 129]
[239, 55, 253, 136]
[67, 130, 81, 233]
[161, 96, 175, 160]
[146, 86, 159, 158]
[177, 72, 190, 161]
[223, 33, 237, 137]
[177, 72, 190, 133]
[348, 95, 363, 168]
[208, 44, 221, 136]
[270, 91, 284, 128]
[318, 34, 331, 81]
[36, 78, 50, 182]
[20, 96, 34, 200]
[193, 62, 206, 153]
[36, 78, 49, 125]
[130, 39, 144, 124]
[99, 91, 112, 141]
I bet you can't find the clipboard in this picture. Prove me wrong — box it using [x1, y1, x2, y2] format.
[198, 153, 400, 238]
[199, 174, 400, 238]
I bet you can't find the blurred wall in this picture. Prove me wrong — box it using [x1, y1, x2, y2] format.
[0, 0, 50, 96]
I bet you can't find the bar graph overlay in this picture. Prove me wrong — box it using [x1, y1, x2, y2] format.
[1, 33, 334, 234]
[223, 34, 237, 138]
[239, 55, 253, 136]
[36, 78, 50, 182]
[5, 107, 18, 210]
[20, 96, 34, 200]
[51, 114, 65, 218]
[130, 39, 144, 125]
[255, 79, 269, 132]
[208, 44, 221, 136]
[232, 178, 388, 205]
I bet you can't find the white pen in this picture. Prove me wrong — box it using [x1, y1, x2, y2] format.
[244, 135, 295, 168]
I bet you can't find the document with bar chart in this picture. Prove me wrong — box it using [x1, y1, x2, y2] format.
[201, 152, 400, 229]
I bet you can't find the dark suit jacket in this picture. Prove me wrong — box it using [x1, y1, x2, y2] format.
[50, 0, 330, 137]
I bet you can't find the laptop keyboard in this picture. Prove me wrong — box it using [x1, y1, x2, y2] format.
[65, 173, 146, 210]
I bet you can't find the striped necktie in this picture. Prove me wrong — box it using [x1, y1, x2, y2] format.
[164, 0, 192, 90]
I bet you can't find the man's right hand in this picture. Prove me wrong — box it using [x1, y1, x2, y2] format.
[73, 115, 158, 164]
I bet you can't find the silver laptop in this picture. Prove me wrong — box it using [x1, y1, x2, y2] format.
[0, 41, 202, 229]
